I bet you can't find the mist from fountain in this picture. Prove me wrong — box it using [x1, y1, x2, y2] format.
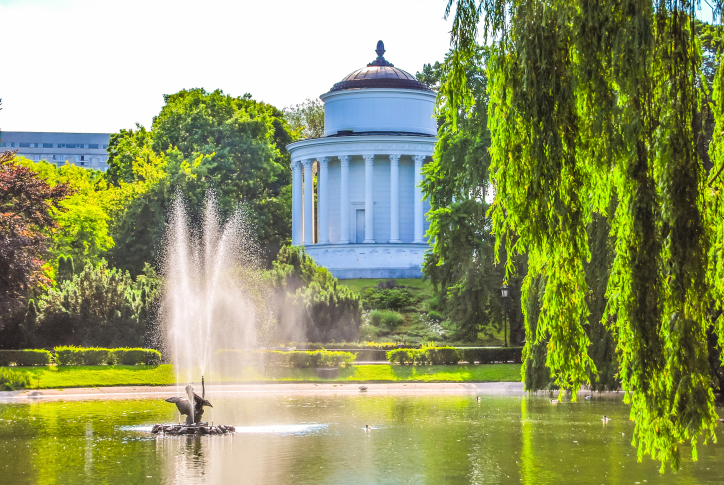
[160, 194, 265, 387]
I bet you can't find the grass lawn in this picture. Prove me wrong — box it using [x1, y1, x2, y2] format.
[5, 364, 177, 389]
[338, 278, 434, 299]
[3, 363, 521, 389]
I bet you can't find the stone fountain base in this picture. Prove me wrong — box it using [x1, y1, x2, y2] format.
[151, 423, 236, 436]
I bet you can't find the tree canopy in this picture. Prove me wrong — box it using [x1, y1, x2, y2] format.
[106, 88, 294, 273]
[444, 0, 724, 471]
[0, 151, 71, 320]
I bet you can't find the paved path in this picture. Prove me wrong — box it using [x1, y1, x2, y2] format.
[0, 382, 528, 403]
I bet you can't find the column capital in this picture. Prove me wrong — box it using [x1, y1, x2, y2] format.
[339, 155, 350, 166]
[291, 159, 302, 170]
[302, 159, 313, 168]
[413, 155, 426, 167]
[317, 157, 330, 167]
[363, 154, 375, 166]
[389, 154, 401, 166]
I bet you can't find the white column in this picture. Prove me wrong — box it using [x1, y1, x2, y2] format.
[389, 154, 401, 243]
[363, 154, 375, 243]
[302, 159, 314, 245]
[339, 155, 350, 244]
[291, 159, 302, 246]
[318, 157, 329, 244]
[413, 155, 425, 243]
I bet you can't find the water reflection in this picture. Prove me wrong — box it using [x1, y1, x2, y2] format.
[0, 394, 722, 484]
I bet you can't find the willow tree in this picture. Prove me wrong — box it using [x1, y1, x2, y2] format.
[444, 0, 723, 471]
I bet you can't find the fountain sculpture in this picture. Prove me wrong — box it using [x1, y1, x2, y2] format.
[151, 194, 262, 437]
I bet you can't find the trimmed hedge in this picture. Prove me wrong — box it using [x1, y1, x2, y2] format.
[0, 350, 53, 366]
[292, 342, 404, 351]
[54, 347, 161, 366]
[387, 347, 523, 365]
[460, 347, 523, 364]
[216, 349, 356, 368]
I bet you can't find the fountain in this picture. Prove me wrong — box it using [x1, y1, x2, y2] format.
[152, 194, 265, 436]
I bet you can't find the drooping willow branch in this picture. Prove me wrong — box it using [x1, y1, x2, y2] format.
[444, 0, 722, 472]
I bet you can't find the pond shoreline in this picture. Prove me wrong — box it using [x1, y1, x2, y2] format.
[0, 381, 631, 403]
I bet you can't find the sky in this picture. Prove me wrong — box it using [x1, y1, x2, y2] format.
[0, 0, 456, 134]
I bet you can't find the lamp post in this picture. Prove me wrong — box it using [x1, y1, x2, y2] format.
[500, 285, 509, 347]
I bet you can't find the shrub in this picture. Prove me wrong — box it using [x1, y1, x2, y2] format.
[386, 348, 429, 365]
[362, 287, 414, 311]
[0, 368, 30, 391]
[387, 348, 410, 364]
[277, 350, 356, 368]
[0, 349, 53, 366]
[369, 310, 404, 329]
[54, 346, 161, 365]
[387, 347, 462, 365]
[427, 347, 461, 365]
[113, 348, 162, 365]
[269, 246, 362, 342]
[427, 310, 443, 322]
[461, 347, 523, 364]
[291, 342, 403, 351]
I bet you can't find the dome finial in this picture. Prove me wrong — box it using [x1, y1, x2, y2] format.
[368, 40, 394, 67]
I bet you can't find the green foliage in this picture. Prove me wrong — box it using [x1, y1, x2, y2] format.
[28, 261, 160, 348]
[460, 347, 523, 364]
[216, 349, 355, 368]
[416, 61, 444, 91]
[362, 287, 413, 311]
[107, 88, 293, 273]
[420, 45, 524, 343]
[268, 245, 361, 342]
[106, 125, 153, 185]
[369, 310, 404, 329]
[53, 346, 161, 366]
[293, 342, 402, 351]
[17, 159, 114, 270]
[283, 98, 325, 140]
[56, 255, 75, 283]
[0, 367, 30, 390]
[0, 349, 53, 366]
[444, 0, 722, 469]
[386, 347, 462, 365]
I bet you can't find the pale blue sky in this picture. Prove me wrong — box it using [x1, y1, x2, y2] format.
[1, 0, 719, 134]
[0, 0, 455, 133]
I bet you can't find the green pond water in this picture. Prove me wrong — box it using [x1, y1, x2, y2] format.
[0, 392, 722, 484]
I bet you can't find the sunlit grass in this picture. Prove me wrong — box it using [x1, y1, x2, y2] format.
[2, 363, 522, 389]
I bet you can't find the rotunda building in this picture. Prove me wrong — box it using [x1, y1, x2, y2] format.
[287, 41, 435, 279]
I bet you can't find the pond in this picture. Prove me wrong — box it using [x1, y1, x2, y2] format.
[0, 390, 722, 484]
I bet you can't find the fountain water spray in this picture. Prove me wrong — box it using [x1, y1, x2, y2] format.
[154, 193, 265, 436]
[160, 194, 263, 385]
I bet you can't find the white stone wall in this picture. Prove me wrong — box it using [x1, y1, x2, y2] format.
[321, 89, 437, 136]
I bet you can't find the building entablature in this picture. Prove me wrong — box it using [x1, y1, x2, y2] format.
[287, 135, 436, 162]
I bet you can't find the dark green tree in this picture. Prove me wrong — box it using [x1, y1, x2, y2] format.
[105, 125, 152, 186]
[56, 255, 75, 284]
[268, 246, 361, 343]
[106, 89, 293, 274]
[421, 46, 523, 343]
[32, 261, 160, 348]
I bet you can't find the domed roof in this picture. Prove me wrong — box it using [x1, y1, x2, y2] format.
[329, 41, 431, 93]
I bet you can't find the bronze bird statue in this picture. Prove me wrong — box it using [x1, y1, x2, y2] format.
[165, 379, 212, 425]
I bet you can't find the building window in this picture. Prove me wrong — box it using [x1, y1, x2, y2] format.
[42, 143, 53, 148]
[81, 155, 85, 161]
[19, 143, 30, 148]
[89, 144, 99, 149]
[102, 144, 108, 149]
